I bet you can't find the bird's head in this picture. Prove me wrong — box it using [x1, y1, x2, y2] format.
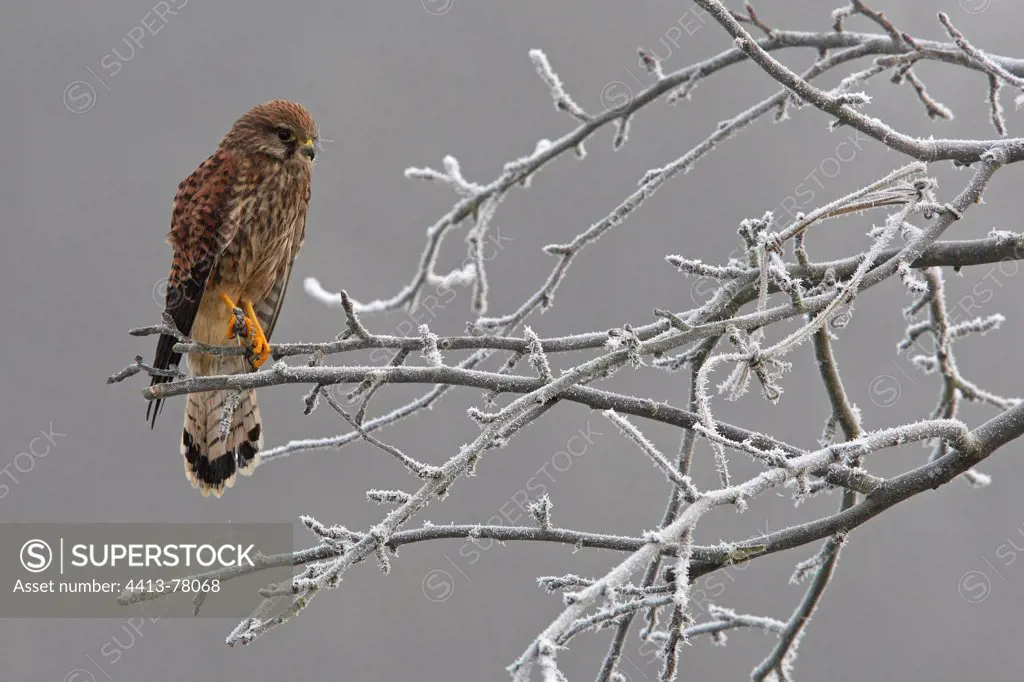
[222, 100, 319, 165]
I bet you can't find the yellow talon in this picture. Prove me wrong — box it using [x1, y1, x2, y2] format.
[219, 293, 270, 369]
[220, 293, 250, 340]
[242, 299, 271, 369]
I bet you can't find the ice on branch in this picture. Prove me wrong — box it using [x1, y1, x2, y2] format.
[529, 49, 589, 122]
[419, 325, 444, 367]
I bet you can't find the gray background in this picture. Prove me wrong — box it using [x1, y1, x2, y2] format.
[2, 0, 1023, 680]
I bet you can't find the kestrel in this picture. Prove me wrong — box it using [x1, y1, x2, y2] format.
[148, 100, 318, 497]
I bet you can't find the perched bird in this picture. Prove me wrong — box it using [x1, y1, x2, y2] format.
[148, 100, 318, 497]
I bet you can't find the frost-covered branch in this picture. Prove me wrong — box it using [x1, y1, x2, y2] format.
[112, 6, 1024, 679]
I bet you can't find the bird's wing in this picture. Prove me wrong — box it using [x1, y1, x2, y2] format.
[253, 206, 308, 341]
[254, 261, 292, 342]
[148, 149, 241, 427]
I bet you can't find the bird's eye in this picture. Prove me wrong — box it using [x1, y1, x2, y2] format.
[276, 129, 295, 142]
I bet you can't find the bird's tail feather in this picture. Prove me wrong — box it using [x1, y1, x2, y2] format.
[182, 353, 261, 497]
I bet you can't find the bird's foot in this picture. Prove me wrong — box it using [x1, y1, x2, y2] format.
[242, 299, 271, 369]
[220, 293, 271, 370]
[221, 293, 251, 339]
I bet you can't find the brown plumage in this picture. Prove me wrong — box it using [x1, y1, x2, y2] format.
[149, 100, 318, 497]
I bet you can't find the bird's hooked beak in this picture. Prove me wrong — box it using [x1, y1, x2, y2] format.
[299, 137, 316, 160]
